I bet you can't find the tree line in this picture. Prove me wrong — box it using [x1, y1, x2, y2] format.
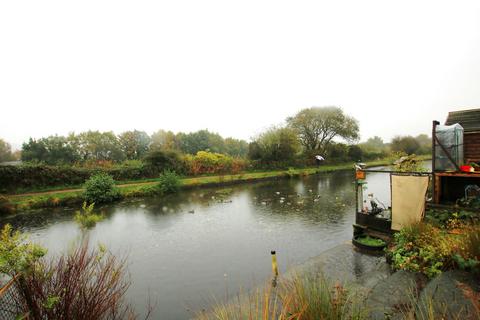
[18, 129, 248, 165]
[0, 106, 431, 166]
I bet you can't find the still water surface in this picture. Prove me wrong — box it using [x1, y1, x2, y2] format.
[2, 169, 400, 319]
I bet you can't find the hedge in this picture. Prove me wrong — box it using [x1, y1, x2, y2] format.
[0, 164, 156, 192]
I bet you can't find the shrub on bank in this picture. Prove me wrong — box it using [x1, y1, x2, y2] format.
[184, 151, 247, 175]
[83, 173, 121, 204]
[157, 170, 181, 194]
[0, 162, 155, 192]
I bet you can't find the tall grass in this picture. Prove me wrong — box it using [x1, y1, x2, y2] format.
[196, 273, 366, 320]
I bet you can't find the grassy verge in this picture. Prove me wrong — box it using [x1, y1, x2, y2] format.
[4, 157, 429, 212]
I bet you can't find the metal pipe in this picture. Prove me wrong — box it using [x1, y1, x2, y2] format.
[360, 169, 432, 175]
[271, 250, 278, 277]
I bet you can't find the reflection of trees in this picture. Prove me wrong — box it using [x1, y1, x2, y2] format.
[247, 172, 356, 224]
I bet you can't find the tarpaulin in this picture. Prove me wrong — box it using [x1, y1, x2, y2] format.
[391, 175, 429, 231]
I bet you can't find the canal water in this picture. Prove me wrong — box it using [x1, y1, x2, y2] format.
[1, 168, 409, 319]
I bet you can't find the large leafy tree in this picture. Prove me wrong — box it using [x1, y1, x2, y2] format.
[118, 130, 151, 160]
[287, 106, 359, 154]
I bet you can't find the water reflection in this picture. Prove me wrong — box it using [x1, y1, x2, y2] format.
[1, 170, 382, 319]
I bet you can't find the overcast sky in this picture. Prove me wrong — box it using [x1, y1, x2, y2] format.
[1, 1, 480, 149]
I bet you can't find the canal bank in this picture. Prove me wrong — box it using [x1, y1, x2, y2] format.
[4, 157, 415, 213]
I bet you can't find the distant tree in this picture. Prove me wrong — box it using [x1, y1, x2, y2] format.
[248, 141, 263, 160]
[250, 127, 301, 162]
[0, 139, 15, 162]
[76, 131, 124, 161]
[326, 142, 349, 161]
[21, 136, 79, 164]
[224, 138, 248, 157]
[177, 130, 226, 154]
[287, 106, 359, 154]
[390, 136, 421, 155]
[118, 130, 151, 160]
[358, 136, 388, 159]
[150, 130, 179, 151]
[347, 145, 364, 161]
[415, 134, 431, 155]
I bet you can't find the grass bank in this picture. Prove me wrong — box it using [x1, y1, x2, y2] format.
[4, 157, 429, 212]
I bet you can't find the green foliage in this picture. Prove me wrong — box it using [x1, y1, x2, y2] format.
[287, 106, 359, 154]
[0, 224, 46, 277]
[425, 209, 479, 228]
[83, 173, 121, 204]
[21, 136, 80, 164]
[74, 202, 104, 229]
[0, 161, 154, 192]
[157, 170, 182, 194]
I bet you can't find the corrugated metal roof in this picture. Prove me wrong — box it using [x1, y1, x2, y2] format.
[445, 108, 480, 132]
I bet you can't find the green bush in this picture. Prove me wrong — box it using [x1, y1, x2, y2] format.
[0, 224, 47, 277]
[83, 173, 121, 204]
[157, 170, 181, 194]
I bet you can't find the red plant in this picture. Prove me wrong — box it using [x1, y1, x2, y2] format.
[14, 241, 149, 320]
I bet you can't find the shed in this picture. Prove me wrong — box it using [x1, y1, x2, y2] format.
[433, 108, 480, 204]
[445, 108, 480, 163]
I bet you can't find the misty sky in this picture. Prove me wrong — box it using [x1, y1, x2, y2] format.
[1, 1, 480, 150]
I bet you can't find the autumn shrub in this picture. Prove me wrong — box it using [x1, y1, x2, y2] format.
[17, 242, 137, 320]
[387, 223, 460, 278]
[0, 224, 146, 319]
[184, 151, 246, 175]
[452, 225, 480, 272]
[0, 195, 14, 215]
[83, 173, 121, 204]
